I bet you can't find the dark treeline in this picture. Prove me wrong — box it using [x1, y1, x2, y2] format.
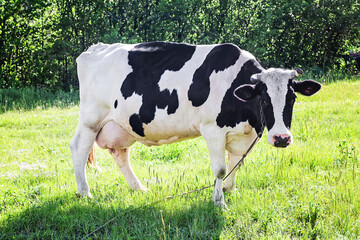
[1, 0, 359, 91]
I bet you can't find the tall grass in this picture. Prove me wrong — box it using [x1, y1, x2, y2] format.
[0, 78, 359, 239]
[0, 87, 79, 113]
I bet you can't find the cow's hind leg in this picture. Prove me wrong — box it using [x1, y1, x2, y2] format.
[70, 125, 98, 198]
[110, 148, 147, 191]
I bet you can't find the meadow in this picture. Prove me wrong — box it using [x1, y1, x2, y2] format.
[0, 77, 359, 239]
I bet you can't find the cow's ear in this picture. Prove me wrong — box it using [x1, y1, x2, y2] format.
[293, 80, 321, 96]
[233, 84, 259, 101]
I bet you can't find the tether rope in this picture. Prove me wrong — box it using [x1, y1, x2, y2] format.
[82, 93, 266, 239]
[82, 131, 262, 239]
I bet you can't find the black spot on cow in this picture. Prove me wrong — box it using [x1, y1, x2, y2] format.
[157, 89, 179, 114]
[216, 59, 264, 134]
[188, 44, 241, 107]
[120, 42, 196, 137]
[260, 87, 275, 131]
[129, 114, 144, 137]
[283, 80, 296, 129]
[114, 99, 118, 109]
[217, 167, 227, 179]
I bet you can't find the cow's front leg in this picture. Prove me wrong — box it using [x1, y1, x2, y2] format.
[223, 153, 243, 193]
[70, 125, 98, 198]
[201, 124, 227, 207]
[224, 131, 259, 193]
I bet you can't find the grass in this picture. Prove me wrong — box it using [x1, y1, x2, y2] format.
[0, 77, 359, 239]
[0, 87, 79, 114]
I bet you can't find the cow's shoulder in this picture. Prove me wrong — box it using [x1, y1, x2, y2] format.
[216, 59, 264, 130]
[188, 43, 243, 107]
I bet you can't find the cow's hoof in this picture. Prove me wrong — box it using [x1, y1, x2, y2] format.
[212, 191, 226, 208]
[213, 200, 228, 209]
[222, 185, 235, 193]
[130, 181, 148, 192]
[136, 184, 148, 192]
[76, 191, 93, 199]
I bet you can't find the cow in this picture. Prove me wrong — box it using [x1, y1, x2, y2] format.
[70, 42, 321, 207]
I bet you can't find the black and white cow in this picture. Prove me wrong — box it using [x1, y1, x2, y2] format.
[70, 42, 321, 206]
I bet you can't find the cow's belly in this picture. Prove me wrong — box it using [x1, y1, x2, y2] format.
[107, 97, 204, 146]
[139, 126, 200, 146]
[139, 111, 201, 145]
[96, 120, 201, 149]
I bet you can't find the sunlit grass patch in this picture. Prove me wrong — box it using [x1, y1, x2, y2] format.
[0, 79, 359, 239]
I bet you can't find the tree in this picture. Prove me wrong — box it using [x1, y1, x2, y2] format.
[1, 0, 359, 91]
[242, 0, 360, 69]
[0, 0, 53, 88]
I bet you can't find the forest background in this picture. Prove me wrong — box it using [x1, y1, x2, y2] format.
[1, 0, 359, 91]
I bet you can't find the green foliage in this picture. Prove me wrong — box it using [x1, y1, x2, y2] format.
[243, 0, 360, 70]
[1, 0, 359, 90]
[0, 0, 57, 88]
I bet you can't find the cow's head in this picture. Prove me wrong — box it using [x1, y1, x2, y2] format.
[234, 67, 321, 148]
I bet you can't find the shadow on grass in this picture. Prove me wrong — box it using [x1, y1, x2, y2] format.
[1, 194, 225, 239]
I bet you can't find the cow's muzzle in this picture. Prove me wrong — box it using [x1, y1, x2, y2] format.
[273, 134, 292, 148]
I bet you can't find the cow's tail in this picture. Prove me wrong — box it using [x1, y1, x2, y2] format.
[87, 145, 101, 171]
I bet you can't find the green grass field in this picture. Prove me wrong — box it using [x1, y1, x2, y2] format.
[0, 78, 359, 239]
